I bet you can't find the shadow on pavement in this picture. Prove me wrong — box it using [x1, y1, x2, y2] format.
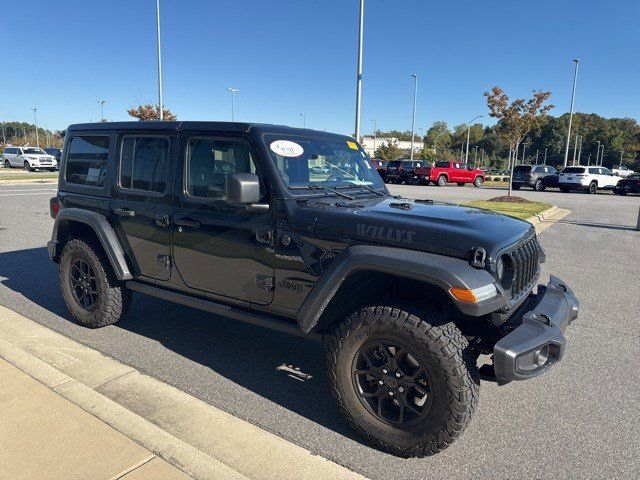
[0, 246, 362, 446]
[559, 220, 637, 232]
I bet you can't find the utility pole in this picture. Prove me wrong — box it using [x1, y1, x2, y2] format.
[563, 59, 580, 168]
[354, 0, 364, 141]
[409, 74, 418, 160]
[99, 100, 106, 122]
[156, 0, 164, 120]
[371, 118, 377, 152]
[227, 88, 239, 122]
[32, 108, 39, 147]
[465, 115, 483, 162]
[577, 136, 583, 164]
[544, 147, 548, 164]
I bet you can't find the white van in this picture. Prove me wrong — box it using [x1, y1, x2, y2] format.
[2, 146, 58, 171]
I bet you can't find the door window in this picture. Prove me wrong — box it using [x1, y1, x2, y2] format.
[119, 136, 169, 193]
[65, 136, 110, 187]
[184, 137, 256, 200]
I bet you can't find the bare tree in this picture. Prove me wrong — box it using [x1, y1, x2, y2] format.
[484, 87, 554, 195]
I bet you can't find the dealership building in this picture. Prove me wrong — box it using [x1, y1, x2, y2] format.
[360, 136, 424, 158]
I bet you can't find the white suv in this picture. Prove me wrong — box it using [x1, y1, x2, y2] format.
[611, 165, 635, 177]
[2, 146, 58, 171]
[559, 166, 621, 194]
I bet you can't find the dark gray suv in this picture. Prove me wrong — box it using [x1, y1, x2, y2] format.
[512, 165, 559, 191]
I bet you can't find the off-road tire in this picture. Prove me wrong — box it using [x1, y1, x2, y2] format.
[437, 175, 447, 187]
[59, 237, 131, 328]
[325, 304, 479, 457]
[473, 176, 483, 188]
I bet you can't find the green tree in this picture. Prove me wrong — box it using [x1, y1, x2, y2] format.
[424, 121, 452, 153]
[126, 104, 177, 121]
[374, 140, 404, 160]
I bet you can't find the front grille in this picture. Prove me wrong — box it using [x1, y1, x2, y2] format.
[508, 236, 540, 299]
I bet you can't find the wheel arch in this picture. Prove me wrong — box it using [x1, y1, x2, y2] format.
[49, 208, 133, 280]
[296, 245, 500, 334]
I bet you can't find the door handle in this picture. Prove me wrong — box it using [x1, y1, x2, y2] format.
[155, 213, 170, 227]
[114, 207, 135, 218]
[174, 217, 200, 229]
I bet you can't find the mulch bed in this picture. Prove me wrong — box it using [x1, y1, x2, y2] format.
[487, 196, 533, 204]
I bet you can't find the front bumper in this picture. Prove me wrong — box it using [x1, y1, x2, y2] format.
[492, 275, 579, 382]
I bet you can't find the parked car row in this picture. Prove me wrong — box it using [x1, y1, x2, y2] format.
[2, 145, 61, 171]
[376, 159, 486, 187]
[370, 158, 637, 195]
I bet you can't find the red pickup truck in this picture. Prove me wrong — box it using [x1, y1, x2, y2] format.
[428, 161, 485, 187]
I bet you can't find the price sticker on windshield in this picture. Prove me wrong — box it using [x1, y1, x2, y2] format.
[346, 141, 359, 150]
[270, 140, 304, 157]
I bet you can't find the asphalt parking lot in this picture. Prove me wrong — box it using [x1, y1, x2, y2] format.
[0, 182, 638, 479]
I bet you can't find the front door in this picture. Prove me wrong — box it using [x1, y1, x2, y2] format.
[110, 132, 174, 281]
[171, 132, 275, 305]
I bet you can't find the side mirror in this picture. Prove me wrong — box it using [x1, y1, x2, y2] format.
[226, 173, 269, 212]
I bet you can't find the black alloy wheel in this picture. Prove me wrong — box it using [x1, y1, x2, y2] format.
[352, 341, 433, 426]
[69, 259, 98, 311]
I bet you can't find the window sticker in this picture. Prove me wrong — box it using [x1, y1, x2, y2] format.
[346, 141, 359, 150]
[270, 140, 304, 157]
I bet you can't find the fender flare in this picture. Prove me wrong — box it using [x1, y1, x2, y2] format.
[48, 208, 133, 280]
[296, 245, 503, 333]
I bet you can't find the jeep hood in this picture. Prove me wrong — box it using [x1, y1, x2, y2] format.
[306, 196, 533, 262]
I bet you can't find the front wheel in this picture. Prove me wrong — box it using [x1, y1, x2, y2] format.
[534, 179, 544, 191]
[325, 305, 479, 457]
[437, 175, 447, 187]
[23, 161, 33, 172]
[59, 238, 131, 328]
[473, 176, 483, 188]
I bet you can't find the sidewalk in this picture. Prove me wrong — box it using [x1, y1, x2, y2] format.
[0, 357, 191, 480]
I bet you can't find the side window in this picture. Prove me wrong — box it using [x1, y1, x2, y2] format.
[588, 167, 599, 175]
[601, 168, 612, 175]
[119, 136, 169, 193]
[185, 137, 255, 200]
[65, 136, 110, 187]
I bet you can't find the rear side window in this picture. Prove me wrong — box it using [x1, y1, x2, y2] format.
[588, 167, 599, 174]
[514, 165, 531, 173]
[435, 161, 449, 168]
[65, 136, 110, 187]
[119, 136, 169, 193]
[185, 137, 255, 200]
[563, 167, 585, 174]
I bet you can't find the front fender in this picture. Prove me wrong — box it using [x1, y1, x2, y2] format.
[48, 208, 133, 280]
[296, 245, 504, 333]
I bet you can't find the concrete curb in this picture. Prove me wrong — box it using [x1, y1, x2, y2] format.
[526, 205, 572, 234]
[0, 305, 366, 480]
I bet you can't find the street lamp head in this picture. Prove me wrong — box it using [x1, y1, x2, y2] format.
[227, 88, 239, 94]
[572, 58, 580, 63]
[411, 73, 418, 79]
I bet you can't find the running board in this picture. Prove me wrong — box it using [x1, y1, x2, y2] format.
[126, 281, 320, 341]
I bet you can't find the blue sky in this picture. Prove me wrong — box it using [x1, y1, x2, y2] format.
[1, 0, 638, 135]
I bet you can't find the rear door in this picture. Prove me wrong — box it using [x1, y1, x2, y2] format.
[171, 131, 275, 305]
[110, 131, 174, 281]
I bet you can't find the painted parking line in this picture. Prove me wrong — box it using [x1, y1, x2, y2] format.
[0, 192, 57, 197]
[0, 188, 57, 193]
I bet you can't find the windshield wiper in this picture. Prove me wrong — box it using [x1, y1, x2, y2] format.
[349, 183, 386, 196]
[289, 184, 355, 200]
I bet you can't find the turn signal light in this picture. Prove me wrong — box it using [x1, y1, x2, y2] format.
[449, 284, 499, 303]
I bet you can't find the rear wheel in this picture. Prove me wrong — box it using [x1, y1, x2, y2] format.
[59, 238, 131, 328]
[473, 176, 483, 188]
[588, 181, 597, 194]
[326, 304, 479, 457]
[437, 175, 447, 187]
[3, 160, 10, 168]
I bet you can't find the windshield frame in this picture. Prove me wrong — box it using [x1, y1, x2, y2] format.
[260, 132, 387, 197]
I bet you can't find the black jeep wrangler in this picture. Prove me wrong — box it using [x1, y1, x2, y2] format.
[48, 122, 579, 457]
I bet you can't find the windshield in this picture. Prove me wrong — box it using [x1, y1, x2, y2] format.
[24, 148, 46, 155]
[264, 134, 384, 191]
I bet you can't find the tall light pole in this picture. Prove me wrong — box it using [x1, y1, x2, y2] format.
[577, 136, 583, 165]
[45, 125, 50, 147]
[354, 0, 364, 141]
[535, 150, 539, 165]
[409, 73, 418, 160]
[371, 118, 377, 151]
[99, 100, 106, 122]
[572, 133, 579, 164]
[465, 115, 483, 162]
[300, 113, 306, 128]
[32, 107, 39, 147]
[595, 141, 600, 166]
[543, 147, 548, 164]
[522, 142, 528, 164]
[599, 144, 605, 166]
[563, 59, 580, 167]
[227, 88, 239, 122]
[156, 0, 164, 121]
